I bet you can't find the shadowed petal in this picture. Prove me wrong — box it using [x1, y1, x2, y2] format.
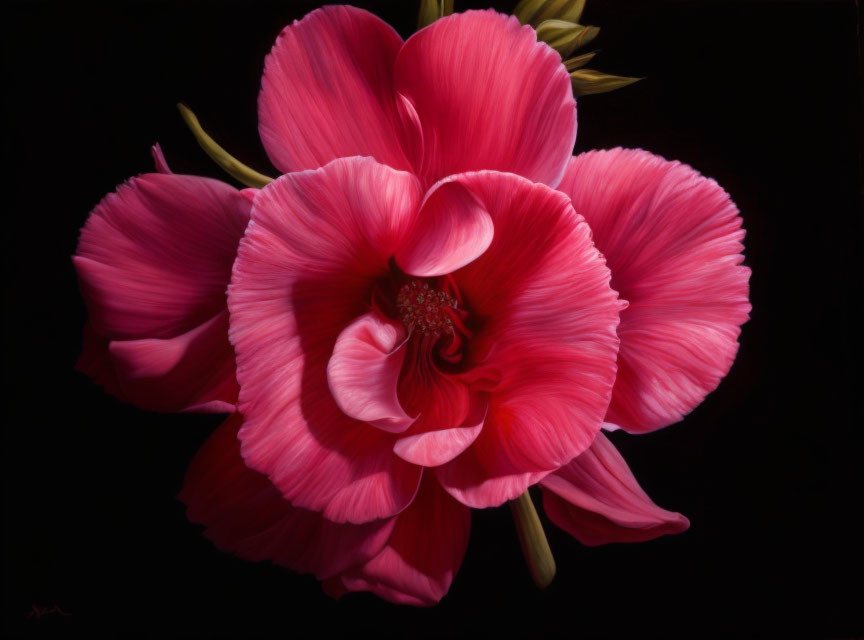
[394, 393, 487, 467]
[74, 173, 250, 412]
[540, 433, 690, 545]
[107, 311, 238, 413]
[333, 476, 471, 606]
[181, 414, 396, 579]
[558, 149, 751, 432]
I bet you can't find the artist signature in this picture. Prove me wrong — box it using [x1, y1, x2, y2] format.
[26, 604, 71, 621]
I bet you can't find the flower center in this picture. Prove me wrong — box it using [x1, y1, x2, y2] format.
[396, 280, 457, 337]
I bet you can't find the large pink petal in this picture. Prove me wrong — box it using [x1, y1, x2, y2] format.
[333, 476, 471, 606]
[258, 6, 414, 174]
[558, 149, 751, 432]
[107, 311, 238, 413]
[327, 312, 414, 433]
[433, 171, 622, 508]
[229, 158, 424, 524]
[180, 414, 395, 579]
[75, 173, 250, 340]
[395, 10, 577, 188]
[540, 433, 690, 545]
[395, 177, 494, 277]
[74, 173, 250, 411]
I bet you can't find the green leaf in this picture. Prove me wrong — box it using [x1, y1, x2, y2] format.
[563, 51, 596, 71]
[570, 68, 641, 96]
[535, 20, 598, 57]
[533, 0, 586, 25]
[514, 0, 548, 25]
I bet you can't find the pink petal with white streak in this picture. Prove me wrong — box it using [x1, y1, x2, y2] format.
[558, 149, 751, 432]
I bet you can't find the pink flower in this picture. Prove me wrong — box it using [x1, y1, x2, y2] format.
[178, 149, 750, 604]
[74, 5, 751, 607]
[177, 154, 621, 605]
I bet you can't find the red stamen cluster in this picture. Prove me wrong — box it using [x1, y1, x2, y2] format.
[396, 280, 457, 337]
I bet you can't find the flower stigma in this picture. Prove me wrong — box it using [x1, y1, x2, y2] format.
[396, 280, 457, 337]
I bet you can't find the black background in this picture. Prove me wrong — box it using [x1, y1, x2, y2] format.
[3, 0, 862, 637]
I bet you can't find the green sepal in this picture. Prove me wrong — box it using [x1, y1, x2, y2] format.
[563, 51, 597, 71]
[536, 19, 598, 57]
[515, 0, 586, 27]
[570, 68, 641, 96]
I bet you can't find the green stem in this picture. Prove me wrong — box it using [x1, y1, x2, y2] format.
[176, 103, 274, 188]
[510, 489, 556, 589]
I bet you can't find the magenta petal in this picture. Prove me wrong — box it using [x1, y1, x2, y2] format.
[433, 171, 621, 508]
[150, 143, 172, 174]
[558, 149, 751, 432]
[258, 6, 413, 174]
[74, 173, 250, 412]
[336, 477, 471, 606]
[229, 158, 423, 523]
[107, 311, 238, 414]
[75, 173, 250, 340]
[395, 178, 493, 277]
[395, 10, 577, 187]
[540, 433, 690, 545]
[394, 394, 487, 467]
[180, 414, 396, 579]
[327, 312, 414, 433]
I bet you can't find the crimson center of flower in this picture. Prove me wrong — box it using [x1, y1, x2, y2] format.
[396, 280, 457, 337]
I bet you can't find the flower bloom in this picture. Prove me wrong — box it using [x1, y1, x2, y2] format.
[182, 155, 622, 604]
[74, 7, 750, 606]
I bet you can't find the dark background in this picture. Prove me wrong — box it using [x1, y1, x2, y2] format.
[3, 0, 862, 637]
